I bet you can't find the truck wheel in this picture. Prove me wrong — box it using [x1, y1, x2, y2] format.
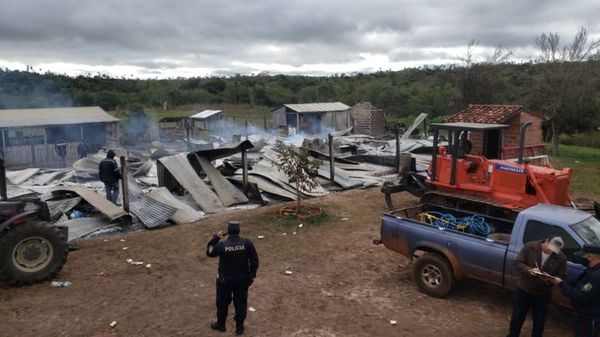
[413, 253, 455, 298]
[0, 221, 68, 285]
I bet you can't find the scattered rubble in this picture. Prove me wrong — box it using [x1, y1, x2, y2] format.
[2, 115, 434, 241]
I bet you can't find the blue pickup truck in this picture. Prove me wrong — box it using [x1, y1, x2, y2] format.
[379, 202, 600, 306]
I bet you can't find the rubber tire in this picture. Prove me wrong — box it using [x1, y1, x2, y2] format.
[413, 253, 456, 298]
[0, 221, 68, 286]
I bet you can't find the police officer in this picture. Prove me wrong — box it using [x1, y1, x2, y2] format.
[207, 220, 259, 335]
[551, 244, 600, 337]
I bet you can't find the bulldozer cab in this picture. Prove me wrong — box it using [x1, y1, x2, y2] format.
[429, 122, 509, 185]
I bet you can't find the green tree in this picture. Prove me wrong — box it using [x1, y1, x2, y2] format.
[274, 140, 321, 213]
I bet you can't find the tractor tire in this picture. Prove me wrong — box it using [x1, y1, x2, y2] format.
[0, 221, 68, 286]
[413, 253, 455, 298]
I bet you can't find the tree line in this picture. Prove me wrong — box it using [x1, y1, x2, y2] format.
[0, 29, 599, 154]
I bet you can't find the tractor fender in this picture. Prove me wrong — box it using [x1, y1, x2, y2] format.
[413, 243, 464, 280]
[0, 210, 39, 233]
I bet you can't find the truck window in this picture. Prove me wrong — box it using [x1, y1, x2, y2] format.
[571, 217, 600, 245]
[523, 220, 581, 258]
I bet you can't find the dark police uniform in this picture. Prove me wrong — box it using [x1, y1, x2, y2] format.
[207, 221, 259, 334]
[559, 245, 600, 337]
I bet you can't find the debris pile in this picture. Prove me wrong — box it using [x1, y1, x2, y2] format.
[3, 115, 434, 241]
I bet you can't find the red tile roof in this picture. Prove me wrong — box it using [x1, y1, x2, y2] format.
[445, 105, 533, 124]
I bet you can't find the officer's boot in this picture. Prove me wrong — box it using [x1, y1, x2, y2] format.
[210, 320, 226, 332]
[235, 321, 244, 335]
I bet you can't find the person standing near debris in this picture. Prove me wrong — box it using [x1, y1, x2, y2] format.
[507, 237, 567, 337]
[550, 245, 600, 337]
[207, 220, 259, 335]
[98, 150, 121, 205]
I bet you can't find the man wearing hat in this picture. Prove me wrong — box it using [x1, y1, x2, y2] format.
[551, 244, 600, 337]
[206, 220, 259, 335]
[507, 236, 567, 337]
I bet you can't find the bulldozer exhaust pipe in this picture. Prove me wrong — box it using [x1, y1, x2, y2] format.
[518, 121, 532, 164]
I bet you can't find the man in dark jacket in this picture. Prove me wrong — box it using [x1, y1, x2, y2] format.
[207, 220, 259, 335]
[551, 244, 600, 337]
[508, 236, 567, 337]
[98, 150, 121, 204]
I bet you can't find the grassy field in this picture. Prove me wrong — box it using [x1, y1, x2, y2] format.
[548, 144, 600, 198]
[142, 103, 271, 125]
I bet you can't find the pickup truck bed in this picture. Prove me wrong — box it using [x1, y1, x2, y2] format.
[379, 203, 593, 305]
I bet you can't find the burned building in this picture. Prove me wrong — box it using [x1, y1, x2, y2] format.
[445, 104, 545, 159]
[271, 102, 351, 135]
[0, 106, 119, 167]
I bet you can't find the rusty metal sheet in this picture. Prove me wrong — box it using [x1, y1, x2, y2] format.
[158, 154, 223, 213]
[195, 154, 248, 206]
[52, 187, 129, 222]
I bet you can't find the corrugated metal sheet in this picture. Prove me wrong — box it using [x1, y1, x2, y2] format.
[129, 194, 177, 228]
[126, 175, 177, 229]
[189, 140, 254, 161]
[60, 217, 117, 242]
[228, 175, 296, 201]
[5, 168, 41, 185]
[194, 154, 248, 206]
[53, 187, 129, 222]
[251, 159, 328, 197]
[189, 110, 222, 119]
[46, 197, 81, 219]
[284, 102, 350, 113]
[146, 187, 204, 224]
[0, 106, 119, 128]
[317, 164, 364, 189]
[158, 154, 224, 213]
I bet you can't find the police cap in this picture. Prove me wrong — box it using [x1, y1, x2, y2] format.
[228, 220, 240, 234]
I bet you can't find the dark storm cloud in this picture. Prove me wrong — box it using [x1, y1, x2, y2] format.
[0, 0, 598, 76]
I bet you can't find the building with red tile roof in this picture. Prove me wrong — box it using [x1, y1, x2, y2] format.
[445, 105, 545, 159]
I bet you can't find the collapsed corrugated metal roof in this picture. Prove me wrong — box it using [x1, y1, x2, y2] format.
[194, 154, 249, 206]
[188, 140, 254, 161]
[189, 110, 222, 119]
[284, 102, 350, 113]
[158, 154, 224, 213]
[52, 187, 130, 222]
[146, 187, 205, 224]
[0, 106, 119, 127]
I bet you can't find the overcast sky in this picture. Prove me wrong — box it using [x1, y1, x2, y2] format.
[0, 0, 598, 78]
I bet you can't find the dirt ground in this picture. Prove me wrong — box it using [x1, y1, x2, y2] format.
[0, 187, 574, 337]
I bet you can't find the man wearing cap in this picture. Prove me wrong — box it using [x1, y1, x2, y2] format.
[507, 237, 567, 337]
[551, 244, 600, 337]
[206, 221, 259, 335]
